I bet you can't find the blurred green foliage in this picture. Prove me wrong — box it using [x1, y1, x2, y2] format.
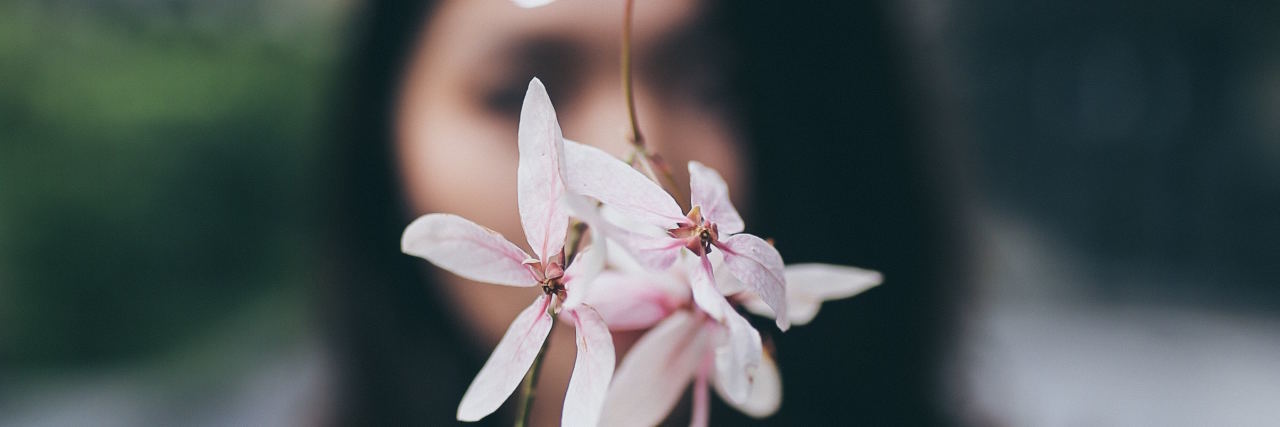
[0, 0, 348, 369]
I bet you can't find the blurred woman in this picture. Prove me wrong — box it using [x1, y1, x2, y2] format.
[324, 0, 956, 425]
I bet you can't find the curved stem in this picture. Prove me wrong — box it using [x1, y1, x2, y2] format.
[620, 0, 688, 206]
[643, 150, 687, 207]
[621, 0, 643, 147]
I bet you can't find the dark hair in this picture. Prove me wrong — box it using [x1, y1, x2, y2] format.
[323, 1, 958, 425]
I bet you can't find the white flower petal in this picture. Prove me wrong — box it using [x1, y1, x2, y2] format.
[742, 263, 882, 326]
[512, 0, 555, 7]
[718, 234, 790, 330]
[688, 161, 744, 234]
[706, 251, 748, 295]
[517, 78, 569, 262]
[562, 306, 615, 427]
[563, 139, 685, 230]
[563, 192, 682, 272]
[689, 254, 727, 322]
[600, 312, 709, 427]
[713, 307, 763, 405]
[785, 263, 883, 300]
[583, 270, 686, 331]
[401, 213, 535, 287]
[561, 241, 605, 309]
[611, 229, 683, 271]
[457, 295, 555, 421]
[714, 351, 781, 418]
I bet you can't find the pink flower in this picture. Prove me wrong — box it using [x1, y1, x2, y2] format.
[400, 78, 614, 426]
[591, 258, 882, 424]
[601, 309, 768, 427]
[581, 255, 764, 426]
[562, 151, 792, 332]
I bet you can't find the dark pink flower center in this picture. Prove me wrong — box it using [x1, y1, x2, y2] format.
[668, 205, 720, 257]
[525, 255, 566, 296]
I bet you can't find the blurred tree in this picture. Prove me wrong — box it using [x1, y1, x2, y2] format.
[0, 0, 347, 369]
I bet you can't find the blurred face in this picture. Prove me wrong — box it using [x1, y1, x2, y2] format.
[395, 0, 744, 422]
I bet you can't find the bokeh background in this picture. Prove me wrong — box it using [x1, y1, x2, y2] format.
[1, 0, 1277, 425]
[1, 1, 344, 424]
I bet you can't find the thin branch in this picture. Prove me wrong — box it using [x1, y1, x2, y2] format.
[621, 0, 688, 206]
[621, 0, 643, 148]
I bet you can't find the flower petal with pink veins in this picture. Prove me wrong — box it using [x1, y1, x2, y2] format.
[517, 78, 569, 263]
[689, 255, 728, 322]
[562, 306, 616, 427]
[563, 139, 685, 229]
[600, 312, 709, 427]
[718, 234, 790, 331]
[561, 242, 606, 310]
[402, 213, 535, 287]
[457, 295, 555, 421]
[610, 229, 683, 271]
[562, 192, 682, 271]
[688, 161, 745, 234]
[584, 270, 686, 331]
[714, 352, 781, 418]
[743, 263, 883, 326]
[713, 307, 763, 405]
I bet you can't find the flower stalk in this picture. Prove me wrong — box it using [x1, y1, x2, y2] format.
[621, 0, 642, 148]
[621, 0, 688, 206]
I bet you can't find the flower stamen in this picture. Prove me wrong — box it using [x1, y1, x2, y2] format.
[668, 205, 722, 256]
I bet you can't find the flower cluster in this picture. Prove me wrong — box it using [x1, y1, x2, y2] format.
[401, 79, 881, 426]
